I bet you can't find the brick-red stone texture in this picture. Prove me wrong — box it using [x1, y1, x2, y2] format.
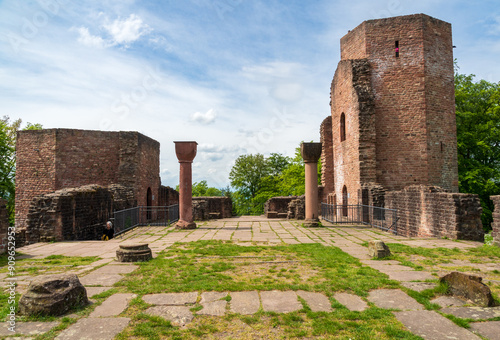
[0, 198, 8, 254]
[330, 14, 459, 203]
[492, 196, 500, 246]
[15, 129, 161, 229]
[385, 186, 483, 240]
[320, 117, 334, 204]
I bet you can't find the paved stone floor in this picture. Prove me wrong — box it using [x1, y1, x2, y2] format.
[2, 216, 498, 339]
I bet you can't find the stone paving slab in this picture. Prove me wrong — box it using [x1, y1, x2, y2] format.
[470, 321, 500, 340]
[385, 271, 435, 282]
[401, 282, 438, 292]
[261, 291, 302, 313]
[394, 310, 481, 340]
[55, 317, 130, 340]
[200, 291, 228, 304]
[431, 296, 467, 308]
[90, 264, 138, 275]
[334, 292, 368, 312]
[85, 287, 112, 297]
[143, 292, 198, 305]
[368, 289, 423, 310]
[0, 322, 59, 336]
[296, 290, 332, 312]
[229, 291, 260, 315]
[90, 293, 136, 317]
[197, 301, 227, 316]
[440, 306, 500, 320]
[145, 306, 194, 326]
[79, 273, 123, 286]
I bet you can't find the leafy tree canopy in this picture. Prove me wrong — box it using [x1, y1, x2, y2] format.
[455, 72, 500, 230]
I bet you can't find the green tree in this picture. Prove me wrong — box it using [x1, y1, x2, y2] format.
[229, 145, 321, 215]
[0, 116, 42, 226]
[455, 73, 500, 230]
[175, 180, 223, 197]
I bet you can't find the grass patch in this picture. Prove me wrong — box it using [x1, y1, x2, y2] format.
[117, 241, 399, 296]
[0, 255, 99, 276]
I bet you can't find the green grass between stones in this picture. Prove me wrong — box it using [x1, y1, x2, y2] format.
[113, 240, 423, 339]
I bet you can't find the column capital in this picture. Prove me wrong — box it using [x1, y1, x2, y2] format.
[301, 142, 322, 163]
[174, 141, 197, 163]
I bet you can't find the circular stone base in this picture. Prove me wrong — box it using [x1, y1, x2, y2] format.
[303, 219, 320, 228]
[116, 243, 152, 262]
[175, 220, 197, 230]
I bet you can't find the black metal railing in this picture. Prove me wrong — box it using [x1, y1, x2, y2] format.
[113, 205, 179, 236]
[321, 203, 398, 235]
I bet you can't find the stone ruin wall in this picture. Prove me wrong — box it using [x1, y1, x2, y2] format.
[320, 116, 334, 204]
[158, 186, 179, 207]
[192, 197, 232, 220]
[385, 185, 483, 240]
[15, 184, 136, 247]
[492, 196, 500, 246]
[15, 129, 162, 231]
[264, 196, 306, 220]
[0, 198, 8, 254]
[318, 14, 478, 240]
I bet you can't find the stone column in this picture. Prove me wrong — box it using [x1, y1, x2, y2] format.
[174, 141, 197, 229]
[301, 142, 322, 227]
[492, 195, 500, 247]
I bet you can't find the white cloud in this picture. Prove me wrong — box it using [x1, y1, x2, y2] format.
[76, 27, 107, 48]
[190, 108, 217, 124]
[104, 14, 151, 45]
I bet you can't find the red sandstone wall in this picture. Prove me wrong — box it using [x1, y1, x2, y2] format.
[136, 133, 161, 208]
[55, 130, 121, 189]
[16, 129, 161, 232]
[365, 15, 429, 190]
[385, 185, 483, 240]
[158, 186, 179, 206]
[320, 117, 334, 203]
[330, 60, 363, 205]
[423, 17, 459, 192]
[0, 198, 8, 253]
[340, 22, 367, 60]
[492, 196, 500, 246]
[15, 130, 57, 229]
[337, 14, 457, 192]
[17, 184, 135, 246]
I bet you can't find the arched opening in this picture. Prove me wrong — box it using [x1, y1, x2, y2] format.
[146, 187, 152, 220]
[342, 185, 348, 217]
[340, 113, 346, 142]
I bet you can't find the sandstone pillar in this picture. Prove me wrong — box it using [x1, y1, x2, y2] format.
[492, 195, 500, 247]
[174, 141, 197, 229]
[301, 142, 322, 227]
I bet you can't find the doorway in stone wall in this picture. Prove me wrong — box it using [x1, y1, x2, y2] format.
[146, 187, 152, 220]
[342, 186, 348, 216]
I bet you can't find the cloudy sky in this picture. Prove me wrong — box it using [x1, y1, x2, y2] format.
[1, 0, 499, 188]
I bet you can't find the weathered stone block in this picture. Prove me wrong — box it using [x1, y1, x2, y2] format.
[116, 243, 152, 262]
[440, 272, 495, 307]
[266, 211, 278, 218]
[368, 240, 391, 258]
[19, 274, 89, 316]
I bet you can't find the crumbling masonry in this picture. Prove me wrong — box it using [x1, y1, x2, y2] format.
[15, 129, 178, 246]
[320, 14, 483, 240]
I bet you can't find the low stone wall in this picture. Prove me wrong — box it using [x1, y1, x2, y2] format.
[265, 196, 300, 215]
[492, 195, 500, 246]
[0, 198, 8, 254]
[192, 197, 232, 220]
[16, 184, 135, 247]
[287, 196, 305, 220]
[385, 185, 483, 240]
[158, 185, 179, 206]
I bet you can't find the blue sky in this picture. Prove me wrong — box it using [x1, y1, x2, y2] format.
[1, 0, 499, 188]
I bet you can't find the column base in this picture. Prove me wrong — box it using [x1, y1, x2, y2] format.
[175, 220, 197, 230]
[303, 219, 320, 228]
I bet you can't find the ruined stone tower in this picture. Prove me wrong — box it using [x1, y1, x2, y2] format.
[323, 13, 459, 206]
